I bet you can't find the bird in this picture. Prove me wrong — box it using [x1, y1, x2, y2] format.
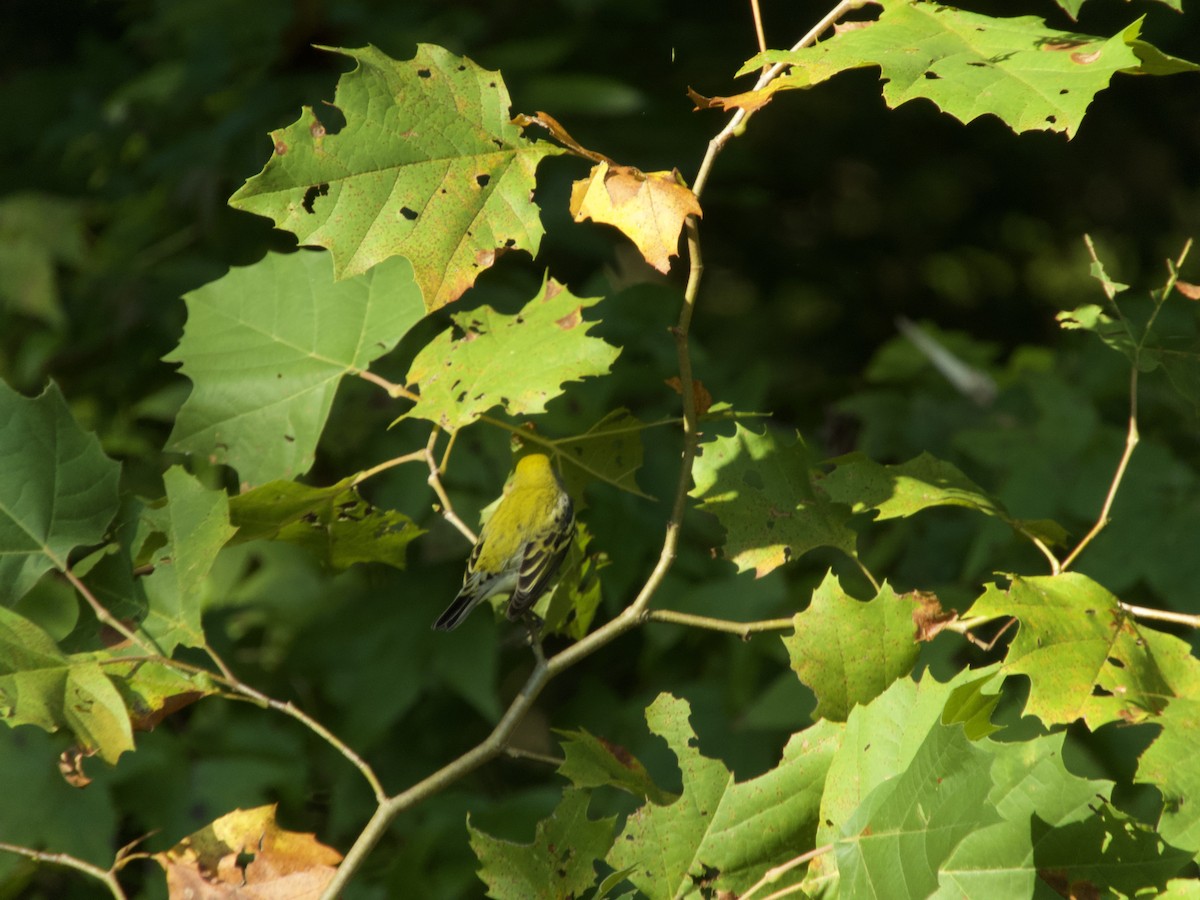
[433, 452, 575, 631]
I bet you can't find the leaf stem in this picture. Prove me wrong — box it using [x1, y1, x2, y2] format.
[740, 843, 833, 900]
[648, 609, 795, 636]
[0, 843, 128, 900]
[351, 448, 426, 486]
[424, 429, 478, 544]
[1119, 602, 1200, 629]
[355, 368, 419, 401]
[62, 567, 158, 656]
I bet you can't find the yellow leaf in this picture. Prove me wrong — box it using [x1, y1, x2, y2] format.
[569, 162, 701, 274]
[155, 805, 342, 899]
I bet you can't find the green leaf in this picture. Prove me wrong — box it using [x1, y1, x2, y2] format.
[834, 720, 1000, 899]
[820, 451, 1005, 520]
[138, 467, 237, 655]
[813, 667, 1002, 862]
[0, 193, 86, 328]
[0, 381, 121, 604]
[556, 727, 677, 805]
[966, 573, 1200, 728]
[783, 573, 921, 722]
[740, 4, 1159, 139]
[229, 44, 563, 310]
[165, 251, 422, 487]
[403, 278, 620, 431]
[469, 790, 615, 900]
[607, 694, 843, 898]
[933, 732, 1114, 897]
[1137, 697, 1200, 853]
[0, 607, 134, 763]
[229, 478, 424, 570]
[105, 657, 216, 733]
[690, 423, 857, 577]
[538, 522, 606, 640]
[555, 409, 650, 500]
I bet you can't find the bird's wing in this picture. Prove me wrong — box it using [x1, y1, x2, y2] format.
[506, 495, 575, 619]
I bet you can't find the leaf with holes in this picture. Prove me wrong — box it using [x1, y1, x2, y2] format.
[570, 162, 701, 274]
[470, 790, 616, 900]
[0, 606, 134, 763]
[731, 8, 1189, 138]
[165, 251, 421, 487]
[403, 278, 619, 431]
[0, 381, 121, 604]
[690, 424, 857, 577]
[606, 693, 843, 898]
[966, 573, 1200, 728]
[230, 44, 564, 310]
[155, 805, 342, 898]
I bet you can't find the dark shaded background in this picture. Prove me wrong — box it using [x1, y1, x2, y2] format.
[2, 0, 1199, 896]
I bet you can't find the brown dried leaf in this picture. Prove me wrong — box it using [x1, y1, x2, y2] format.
[569, 162, 701, 273]
[1175, 280, 1200, 300]
[664, 376, 713, 416]
[58, 746, 94, 788]
[907, 589, 958, 641]
[155, 805, 341, 899]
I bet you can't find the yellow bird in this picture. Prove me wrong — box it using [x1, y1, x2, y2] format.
[433, 452, 575, 631]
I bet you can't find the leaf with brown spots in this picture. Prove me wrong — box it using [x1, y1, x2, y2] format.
[570, 162, 701, 274]
[403, 277, 620, 431]
[908, 589, 959, 641]
[230, 44, 563, 310]
[155, 805, 342, 899]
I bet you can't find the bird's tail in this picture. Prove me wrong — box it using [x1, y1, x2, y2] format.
[432, 589, 478, 631]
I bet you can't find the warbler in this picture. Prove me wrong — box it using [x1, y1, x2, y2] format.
[433, 452, 575, 631]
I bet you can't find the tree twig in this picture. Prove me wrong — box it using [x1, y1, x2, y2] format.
[0, 843, 128, 900]
[1119, 602, 1200, 630]
[424, 428, 478, 544]
[355, 368, 419, 401]
[648, 609, 795, 637]
[740, 844, 833, 900]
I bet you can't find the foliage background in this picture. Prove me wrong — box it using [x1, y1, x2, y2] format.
[2, 0, 1199, 897]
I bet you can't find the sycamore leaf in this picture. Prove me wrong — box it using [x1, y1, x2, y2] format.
[403, 277, 619, 431]
[821, 451, 1005, 520]
[0, 607, 134, 764]
[733, 6, 1180, 139]
[0, 381, 121, 604]
[1137, 697, 1200, 853]
[966, 573, 1200, 728]
[569, 162, 701, 274]
[0, 193, 86, 328]
[555, 728, 678, 806]
[104, 658, 215, 734]
[136, 468, 237, 656]
[607, 694, 842, 897]
[229, 478, 423, 570]
[155, 805, 342, 900]
[165, 251, 422, 488]
[835, 719, 1001, 899]
[555, 408, 650, 500]
[690, 424, 857, 577]
[784, 573, 921, 722]
[230, 44, 563, 310]
[469, 790, 616, 900]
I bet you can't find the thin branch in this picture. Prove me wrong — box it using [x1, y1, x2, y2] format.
[355, 368, 419, 401]
[351, 449, 426, 486]
[648, 609, 795, 637]
[503, 746, 564, 766]
[62, 568, 157, 656]
[424, 429, 478, 544]
[1016, 525, 1061, 575]
[1119, 602, 1200, 630]
[0, 843, 127, 900]
[740, 844, 833, 900]
[749, 0, 768, 60]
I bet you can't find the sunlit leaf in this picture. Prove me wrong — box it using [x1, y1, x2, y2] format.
[784, 573, 921, 722]
[230, 44, 563, 309]
[403, 277, 620, 431]
[690, 424, 857, 577]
